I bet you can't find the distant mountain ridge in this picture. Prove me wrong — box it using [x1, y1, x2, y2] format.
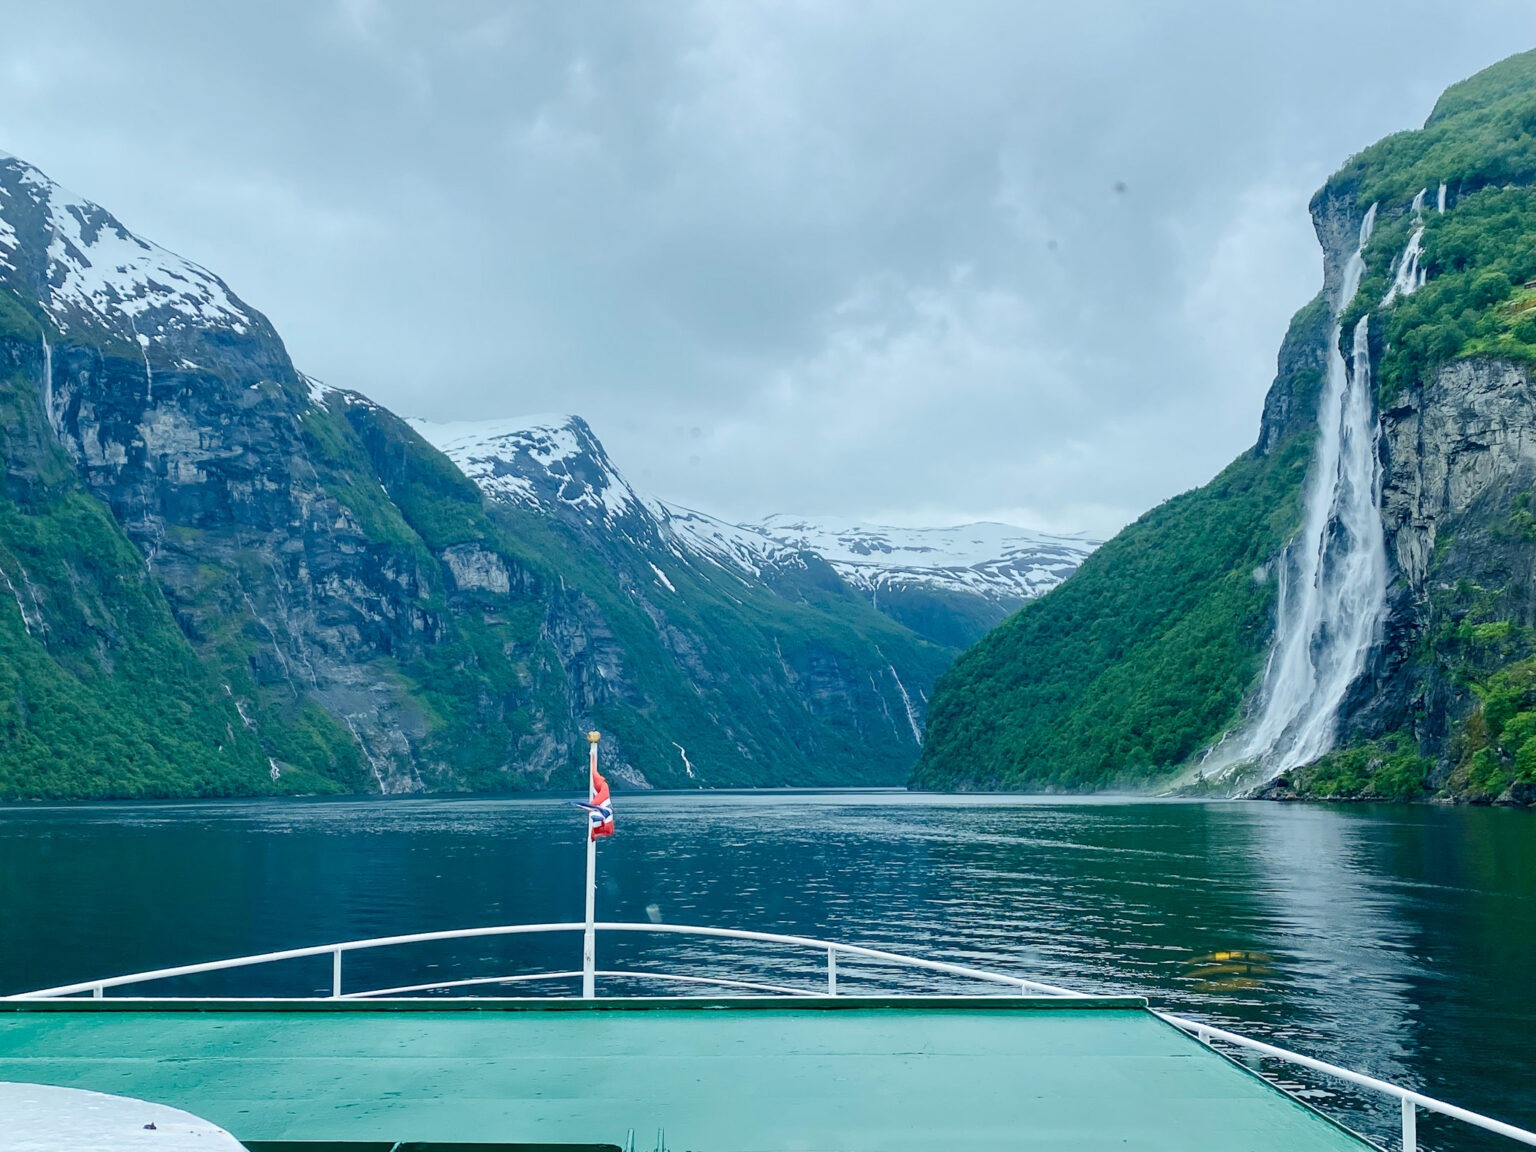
[672, 511, 1096, 606]
[414, 413, 1095, 648]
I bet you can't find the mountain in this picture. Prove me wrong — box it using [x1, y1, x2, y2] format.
[412, 414, 1092, 650]
[412, 414, 957, 787]
[0, 150, 592, 799]
[914, 49, 1536, 805]
[666, 512, 1096, 648]
[0, 153, 1081, 799]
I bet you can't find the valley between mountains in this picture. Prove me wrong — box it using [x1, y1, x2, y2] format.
[0, 155, 1092, 798]
[9, 48, 1536, 805]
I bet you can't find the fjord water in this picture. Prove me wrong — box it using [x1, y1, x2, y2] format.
[2, 795, 1532, 1150]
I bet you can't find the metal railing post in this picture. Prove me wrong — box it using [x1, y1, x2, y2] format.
[332, 948, 342, 998]
[1403, 1096, 1417, 1152]
[91, 985, 103, 999]
[827, 947, 837, 995]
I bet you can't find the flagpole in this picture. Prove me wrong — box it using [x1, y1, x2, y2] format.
[582, 731, 599, 999]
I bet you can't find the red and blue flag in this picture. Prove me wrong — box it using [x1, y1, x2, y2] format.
[576, 757, 614, 840]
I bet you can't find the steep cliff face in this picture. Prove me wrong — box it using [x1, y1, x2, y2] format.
[0, 291, 280, 799]
[0, 151, 607, 796]
[1380, 359, 1536, 602]
[1319, 359, 1536, 781]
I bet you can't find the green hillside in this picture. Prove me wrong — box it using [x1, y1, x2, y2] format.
[910, 366, 1313, 791]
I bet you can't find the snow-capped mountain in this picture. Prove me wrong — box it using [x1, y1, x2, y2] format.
[414, 413, 1097, 624]
[668, 511, 1097, 607]
[0, 151, 260, 345]
[409, 415, 648, 528]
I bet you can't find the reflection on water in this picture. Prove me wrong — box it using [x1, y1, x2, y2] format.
[0, 793, 1531, 1150]
[1181, 948, 1277, 992]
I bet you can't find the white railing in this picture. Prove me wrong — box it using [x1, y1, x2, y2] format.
[7, 920, 1535, 1152]
[1156, 1012, 1536, 1152]
[6, 921, 1083, 1001]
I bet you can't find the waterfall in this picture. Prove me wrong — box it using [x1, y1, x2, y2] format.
[1384, 189, 1428, 305]
[887, 663, 924, 745]
[38, 327, 56, 437]
[1233, 203, 1388, 777]
[1437, 182, 1447, 214]
[129, 322, 153, 402]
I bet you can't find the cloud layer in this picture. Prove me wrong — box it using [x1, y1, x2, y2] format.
[1, 1, 1532, 534]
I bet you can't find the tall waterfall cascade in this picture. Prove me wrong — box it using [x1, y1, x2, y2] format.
[1224, 202, 1391, 779]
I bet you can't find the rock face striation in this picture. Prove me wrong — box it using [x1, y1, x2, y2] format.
[0, 153, 1086, 799]
[1358, 359, 1536, 754]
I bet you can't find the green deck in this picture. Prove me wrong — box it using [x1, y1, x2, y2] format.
[0, 997, 1370, 1150]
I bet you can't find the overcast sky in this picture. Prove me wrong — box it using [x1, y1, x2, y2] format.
[0, 2, 1531, 536]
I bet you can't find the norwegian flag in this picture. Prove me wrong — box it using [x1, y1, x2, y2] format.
[576, 751, 615, 841]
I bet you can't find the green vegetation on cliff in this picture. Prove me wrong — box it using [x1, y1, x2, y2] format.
[1333, 50, 1536, 402]
[911, 434, 1310, 790]
[1273, 739, 1431, 802]
[1343, 189, 1536, 404]
[1447, 656, 1536, 800]
[0, 296, 339, 800]
[480, 499, 953, 789]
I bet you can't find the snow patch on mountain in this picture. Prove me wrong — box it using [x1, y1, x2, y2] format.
[671, 510, 1096, 604]
[411, 414, 646, 527]
[304, 374, 337, 408]
[659, 505, 803, 577]
[0, 154, 255, 341]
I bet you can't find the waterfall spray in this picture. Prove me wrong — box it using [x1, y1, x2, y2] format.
[1229, 203, 1388, 779]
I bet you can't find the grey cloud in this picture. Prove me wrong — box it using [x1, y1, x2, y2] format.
[0, 0, 1532, 535]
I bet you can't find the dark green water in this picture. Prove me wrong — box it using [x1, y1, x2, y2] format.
[0, 793, 1531, 1150]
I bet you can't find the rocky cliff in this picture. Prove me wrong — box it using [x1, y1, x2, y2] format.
[0, 151, 588, 796]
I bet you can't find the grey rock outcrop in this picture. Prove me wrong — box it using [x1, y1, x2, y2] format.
[1349, 357, 1536, 754]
